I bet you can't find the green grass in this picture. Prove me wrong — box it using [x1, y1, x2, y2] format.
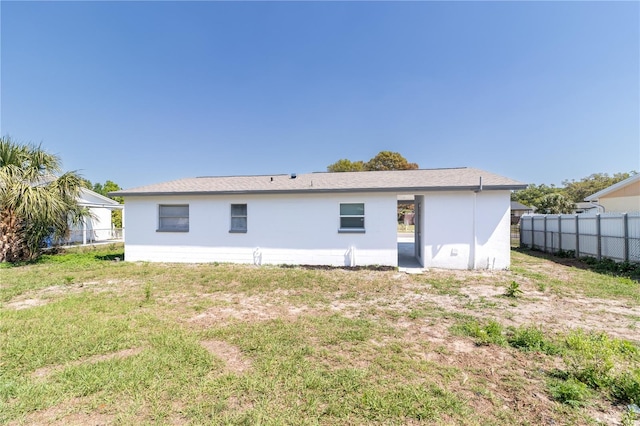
[454, 317, 640, 408]
[510, 250, 640, 303]
[1, 243, 639, 424]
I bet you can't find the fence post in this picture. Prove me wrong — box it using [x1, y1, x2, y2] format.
[531, 216, 535, 249]
[558, 215, 562, 253]
[575, 215, 580, 258]
[596, 213, 601, 261]
[623, 213, 629, 262]
[543, 216, 548, 253]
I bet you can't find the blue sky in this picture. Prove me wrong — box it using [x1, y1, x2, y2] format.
[1, 1, 638, 190]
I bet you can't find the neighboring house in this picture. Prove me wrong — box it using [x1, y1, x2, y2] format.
[573, 202, 600, 215]
[584, 174, 640, 214]
[111, 167, 526, 270]
[66, 188, 124, 244]
[397, 194, 415, 226]
[510, 201, 533, 225]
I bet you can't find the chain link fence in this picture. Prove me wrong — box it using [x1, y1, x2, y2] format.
[520, 213, 640, 262]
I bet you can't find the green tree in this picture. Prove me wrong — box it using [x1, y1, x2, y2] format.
[562, 172, 635, 203]
[87, 180, 124, 228]
[327, 159, 366, 172]
[534, 193, 575, 214]
[365, 151, 419, 171]
[80, 178, 94, 190]
[327, 151, 419, 172]
[0, 137, 84, 262]
[101, 180, 123, 228]
[511, 184, 562, 208]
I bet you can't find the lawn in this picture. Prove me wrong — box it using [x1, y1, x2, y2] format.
[1, 244, 639, 425]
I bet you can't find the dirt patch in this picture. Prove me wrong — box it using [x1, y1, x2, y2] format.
[182, 272, 640, 343]
[32, 347, 144, 380]
[186, 292, 314, 327]
[4, 279, 139, 310]
[200, 340, 251, 373]
[499, 294, 640, 341]
[5, 298, 48, 310]
[7, 397, 112, 426]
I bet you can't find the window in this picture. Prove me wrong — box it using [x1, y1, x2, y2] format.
[230, 204, 247, 233]
[158, 205, 189, 232]
[339, 203, 365, 232]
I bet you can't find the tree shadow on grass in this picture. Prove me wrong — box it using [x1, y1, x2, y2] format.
[94, 253, 124, 262]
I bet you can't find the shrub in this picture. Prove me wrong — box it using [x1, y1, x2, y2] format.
[611, 369, 640, 405]
[564, 330, 616, 389]
[507, 325, 559, 355]
[455, 319, 506, 346]
[548, 378, 591, 407]
[560, 329, 640, 404]
[504, 281, 523, 298]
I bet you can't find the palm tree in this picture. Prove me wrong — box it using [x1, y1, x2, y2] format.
[0, 137, 84, 262]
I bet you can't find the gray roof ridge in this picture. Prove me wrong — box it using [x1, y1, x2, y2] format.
[196, 173, 290, 179]
[309, 166, 469, 175]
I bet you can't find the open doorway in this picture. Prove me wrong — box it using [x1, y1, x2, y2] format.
[397, 195, 422, 270]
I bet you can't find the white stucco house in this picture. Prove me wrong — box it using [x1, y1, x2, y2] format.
[111, 168, 526, 270]
[66, 188, 124, 244]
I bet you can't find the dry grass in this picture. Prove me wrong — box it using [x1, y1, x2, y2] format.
[1, 244, 638, 425]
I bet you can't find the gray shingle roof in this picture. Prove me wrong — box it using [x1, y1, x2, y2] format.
[111, 167, 527, 196]
[510, 201, 533, 211]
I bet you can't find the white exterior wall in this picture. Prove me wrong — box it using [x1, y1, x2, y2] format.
[418, 190, 511, 270]
[67, 207, 113, 243]
[66, 189, 120, 243]
[123, 192, 398, 266]
[90, 208, 114, 240]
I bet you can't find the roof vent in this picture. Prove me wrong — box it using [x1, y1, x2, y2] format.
[290, 173, 297, 179]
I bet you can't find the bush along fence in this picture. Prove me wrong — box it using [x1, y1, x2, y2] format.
[520, 213, 640, 263]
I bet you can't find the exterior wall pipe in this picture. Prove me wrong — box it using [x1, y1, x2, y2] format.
[470, 177, 482, 269]
[470, 192, 476, 269]
[588, 201, 606, 213]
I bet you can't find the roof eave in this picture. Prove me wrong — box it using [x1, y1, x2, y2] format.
[110, 184, 527, 197]
[78, 202, 124, 209]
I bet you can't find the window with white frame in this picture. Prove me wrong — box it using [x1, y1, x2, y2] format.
[230, 204, 247, 233]
[339, 203, 365, 232]
[158, 204, 189, 232]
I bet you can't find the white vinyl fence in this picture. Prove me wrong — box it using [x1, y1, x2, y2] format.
[47, 228, 124, 247]
[520, 213, 640, 263]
